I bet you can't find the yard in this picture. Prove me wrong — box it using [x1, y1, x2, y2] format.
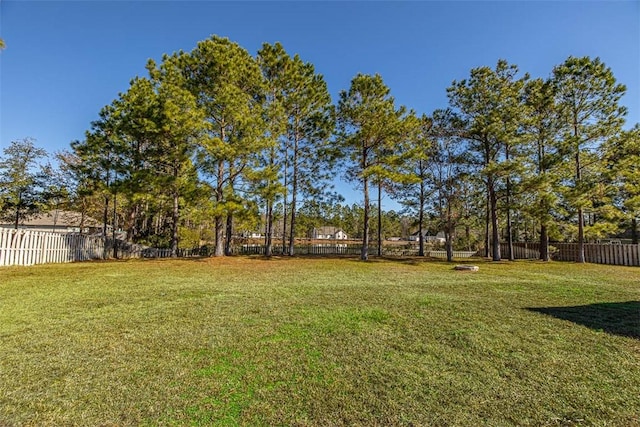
[0, 257, 638, 426]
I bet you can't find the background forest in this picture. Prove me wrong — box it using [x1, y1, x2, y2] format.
[1, 36, 638, 261]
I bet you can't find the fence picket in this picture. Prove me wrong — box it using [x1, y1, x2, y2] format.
[0, 229, 178, 267]
[3, 228, 639, 267]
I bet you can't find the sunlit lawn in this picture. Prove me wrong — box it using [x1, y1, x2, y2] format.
[1, 257, 638, 426]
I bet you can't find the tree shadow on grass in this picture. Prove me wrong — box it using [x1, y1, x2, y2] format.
[527, 301, 640, 339]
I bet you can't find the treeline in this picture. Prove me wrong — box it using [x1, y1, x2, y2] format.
[1, 36, 638, 261]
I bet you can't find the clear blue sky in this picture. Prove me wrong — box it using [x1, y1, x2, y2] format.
[1, 1, 639, 208]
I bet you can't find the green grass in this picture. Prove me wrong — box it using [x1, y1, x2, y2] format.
[1, 257, 639, 426]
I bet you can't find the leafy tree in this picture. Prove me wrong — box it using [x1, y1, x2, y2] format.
[521, 78, 565, 260]
[426, 109, 471, 262]
[447, 60, 526, 261]
[56, 149, 101, 231]
[336, 73, 403, 260]
[257, 42, 335, 256]
[0, 138, 51, 228]
[183, 36, 266, 256]
[394, 112, 432, 256]
[552, 56, 627, 262]
[141, 56, 205, 256]
[603, 124, 640, 243]
[371, 113, 407, 256]
[255, 43, 287, 256]
[72, 105, 119, 235]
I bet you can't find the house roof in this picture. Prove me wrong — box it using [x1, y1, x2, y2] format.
[9, 210, 102, 228]
[314, 226, 345, 235]
[411, 230, 445, 238]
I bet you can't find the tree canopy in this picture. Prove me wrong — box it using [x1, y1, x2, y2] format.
[21, 36, 634, 261]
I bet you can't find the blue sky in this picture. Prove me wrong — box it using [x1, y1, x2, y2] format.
[1, 1, 639, 207]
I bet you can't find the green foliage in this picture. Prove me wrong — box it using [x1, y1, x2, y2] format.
[552, 56, 627, 259]
[0, 138, 52, 227]
[257, 42, 336, 255]
[447, 60, 528, 260]
[183, 35, 266, 256]
[336, 73, 405, 259]
[59, 36, 636, 254]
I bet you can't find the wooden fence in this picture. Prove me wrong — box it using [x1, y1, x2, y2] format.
[0, 229, 105, 266]
[553, 243, 640, 266]
[3, 228, 638, 267]
[0, 229, 177, 267]
[428, 250, 477, 259]
[496, 242, 640, 266]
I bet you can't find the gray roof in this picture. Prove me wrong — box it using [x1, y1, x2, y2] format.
[314, 226, 345, 235]
[9, 210, 101, 228]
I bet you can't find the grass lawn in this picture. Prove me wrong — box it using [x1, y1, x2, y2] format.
[0, 257, 639, 426]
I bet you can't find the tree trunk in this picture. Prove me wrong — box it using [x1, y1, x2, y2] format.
[377, 180, 382, 257]
[445, 230, 453, 262]
[484, 191, 490, 258]
[225, 213, 233, 256]
[127, 204, 139, 242]
[282, 155, 288, 254]
[506, 189, 514, 260]
[631, 217, 638, 245]
[265, 200, 273, 257]
[576, 150, 585, 263]
[288, 138, 298, 257]
[103, 194, 110, 259]
[505, 143, 514, 261]
[13, 192, 22, 230]
[214, 159, 225, 257]
[573, 119, 585, 263]
[540, 223, 549, 261]
[418, 181, 425, 257]
[577, 206, 585, 263]
[171, 188, 179, 258]
[361, 176, 369, 261]
[113, 190, 118, 259]
[465, 225, 471, 251]
[489, 178, 501, 261]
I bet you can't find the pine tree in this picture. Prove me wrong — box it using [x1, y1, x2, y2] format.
[447, 60, 526, 261]
[552, 56, 627, 262]
[394, 112, 432, 256]
[145, 55, 205, 256]
[336, 73, 403, 260]
[603, 124, 640, 243]
[257, 43, 335, 256]
[521, 78, 565, 260]
[182, 36, 266, 256]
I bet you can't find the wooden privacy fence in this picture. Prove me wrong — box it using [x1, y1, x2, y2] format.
[0, 229, 177, 267]
[497, 242, 640, 266]
[4, 228, 638, 267]
[0, 229, 105, 266]
[554, 243, 640, 266]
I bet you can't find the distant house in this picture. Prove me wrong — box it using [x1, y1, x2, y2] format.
[0, 210, 104, 234]
[241, 231, 264, 239]
[409, 230, 446, 243]
[311, 226, 348, 240]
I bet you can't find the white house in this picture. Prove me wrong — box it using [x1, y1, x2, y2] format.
[409, 230, 446, 244]
[241, 231, 264, 239]
[311, 226, 348, 240]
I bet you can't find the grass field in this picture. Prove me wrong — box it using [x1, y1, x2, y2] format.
[1, 257, 638, 426]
